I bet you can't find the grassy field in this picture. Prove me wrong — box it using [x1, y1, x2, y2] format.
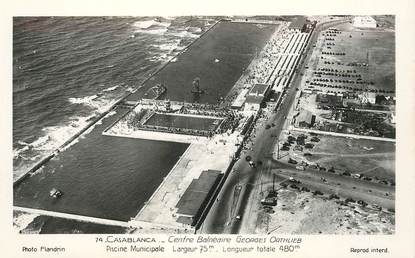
[127, 21, 277, 104]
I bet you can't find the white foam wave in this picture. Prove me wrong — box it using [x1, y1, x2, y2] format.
[68, 95, 98, 105]
[188, 26, 202, 33]
[68, 93, 118, 113]
[170, 30, 200, 38]
[14, 92, 122, 177]
[135, 28, 168, 35]
[13, 146, 30, 159]
[31, 135, 50, 148]
[149, 53, 175, 63]
[157, 42, 179, 52]
[133, 20, 171, 29]
[17, 140, 30, 146]
[102, 85, 120, 92]
[13, 212, 39, 233]
[125, 87, 135, 93]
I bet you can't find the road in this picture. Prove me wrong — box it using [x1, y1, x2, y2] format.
[273, 164, 395, 209]
[201, 18, 351, 234]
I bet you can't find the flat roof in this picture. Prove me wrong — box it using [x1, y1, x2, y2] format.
[249, 83, 270, 95]
[353, 16, 376, 23]
[298, 109, 314, 124]
[176, 170, 221, 217]
[245, 95, 264, 104]
[231, 89, 249, 108]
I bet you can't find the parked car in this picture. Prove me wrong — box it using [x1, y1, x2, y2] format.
[345, 198, 355, 203]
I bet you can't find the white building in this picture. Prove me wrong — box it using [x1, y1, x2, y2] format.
[353, 16, 377, 28]
[358, 92, 377, 104]
[244, 95, 263, 112]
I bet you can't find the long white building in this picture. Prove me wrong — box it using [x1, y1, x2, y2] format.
[353, 16, 377, 28]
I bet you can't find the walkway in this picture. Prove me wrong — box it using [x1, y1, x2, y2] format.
[14, 206, 130, 228]
[291, 127, 396, 142]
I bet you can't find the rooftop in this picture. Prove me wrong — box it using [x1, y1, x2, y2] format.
[297, 109, 315, 124]
[231, 89, 249, 108]
[175, 170, 222, 220]
[245, 95, 264, 104]
[249, 83, 270, 96]
[353, 16, 376, 23]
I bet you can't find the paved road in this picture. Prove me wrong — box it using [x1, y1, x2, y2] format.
[201, 18, 351, 234]
[273, 165, 395, 209]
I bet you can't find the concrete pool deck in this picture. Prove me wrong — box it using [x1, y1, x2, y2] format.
[129, 131, 242, 233]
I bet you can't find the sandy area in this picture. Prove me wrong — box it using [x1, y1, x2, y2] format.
[251, 190, 394, 235]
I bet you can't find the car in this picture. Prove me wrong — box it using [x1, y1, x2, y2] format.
[288, 158, 298, 164]
[313, 190, 323, 196]
[289, 177, 301, 183]
[372, 204, 382, 211]
[345, 198, 355, 203]
[309, 164, 318, 169]
[289, 184, 299, 189]
[304, 143, 314, 149]
[357, 200, 368, 207]
[328, 194, 339, 199]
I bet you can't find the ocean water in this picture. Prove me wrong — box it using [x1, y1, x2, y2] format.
[13, 16, 213, 179]
[13, 16, 214, 233]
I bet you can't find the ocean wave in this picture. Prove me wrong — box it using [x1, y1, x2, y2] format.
[133, 19, 172, 36]
[133, 20, 171, 29]
[17, 140, 30, 146]
[102, 85, 120, 92]
[152, 39, 183, 53]
[148, 53, 175, 63]
[125, 87, 135, 93]
[34, 96, 118, 151]
[68, 93, 119, 113]
[68, 95, 98, 105]
[30, 135, 50, 148]
[135, 28, 168, 36]
[169, 29, 200, 38]
[188, 26, 202, 33]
